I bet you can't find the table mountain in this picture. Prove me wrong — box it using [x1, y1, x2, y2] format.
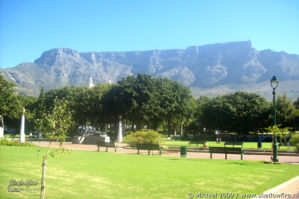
[1, 41, 299, 99]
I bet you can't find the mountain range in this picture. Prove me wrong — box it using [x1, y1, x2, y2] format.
[1, 41, 299, 99]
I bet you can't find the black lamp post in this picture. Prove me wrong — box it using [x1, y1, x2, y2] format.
[270, 76, 279, 162]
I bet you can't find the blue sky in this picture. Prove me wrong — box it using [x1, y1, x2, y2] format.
[0, 0, 298, 69]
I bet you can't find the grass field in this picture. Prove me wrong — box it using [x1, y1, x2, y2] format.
[1, 146, 299, 199]
[162, 140, 295, 150]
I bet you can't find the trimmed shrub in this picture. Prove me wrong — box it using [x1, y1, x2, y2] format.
[290, 134, 299, 146]
[0, 139, 35, 147]
[124, 130, 162, 147]
[290, 134, 299, 152]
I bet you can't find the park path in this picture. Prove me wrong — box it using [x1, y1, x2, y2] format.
[33, 141, 299, 163]
[33, 142, 299, 198]
[253, 176, 299, 199]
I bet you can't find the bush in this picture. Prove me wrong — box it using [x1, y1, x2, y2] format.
[290, 134, 299, 146]
[0, 139, 35, 147]
[290, 134, 299, 152]
[124, 130, 162, 147]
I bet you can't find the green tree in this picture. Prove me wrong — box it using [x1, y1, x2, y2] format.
[101, 84, 123, 134]
[0, 73, 23, 131]
[186, 96, 211, 136]
[294, 97, 299, 109]
[289, 97, 299, 130]
[33, 87, 51, 134]
[82, 84, 114, 130]
[37, 87, 46, 114]
[0, 73, 38, 132]
[34, 86, 84, 135]
[201, 92, 270, 134]
[116, 74, 158, 129]
[17, 94, 37, 132]
[109, 74, 162, 130]
[39, 98, 74, 199]
[28, 74, 194, 137]
[0, 73, 21, 119]
[275, 94, 295, 127]
[106, 74, 195, 135]
[156, 78, 195, 136]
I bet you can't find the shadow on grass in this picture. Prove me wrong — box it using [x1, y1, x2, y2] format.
[167, 158, 181, 161]
[225, 162, 250, 166]
[167, 158, 202, 161]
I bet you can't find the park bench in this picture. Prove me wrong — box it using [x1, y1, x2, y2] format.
[189, 140, 206, 147]
[224, 141, 243, 148]
[96, 142, 117, 152]
[136, 144, 162, 155]
[209, 147, 243, 160]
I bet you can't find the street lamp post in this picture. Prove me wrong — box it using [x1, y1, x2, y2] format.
[270, 76, 279, 162]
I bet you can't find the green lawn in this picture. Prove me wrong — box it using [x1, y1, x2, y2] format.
[3, 134, 30, 139]
[162, 140, 295, 150]
[1, 146, 299, 199]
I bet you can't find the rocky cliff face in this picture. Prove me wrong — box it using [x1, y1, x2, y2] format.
[2, 41, 299, 98]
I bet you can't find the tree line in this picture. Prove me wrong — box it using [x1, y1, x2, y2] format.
[1, 73, 299, 137]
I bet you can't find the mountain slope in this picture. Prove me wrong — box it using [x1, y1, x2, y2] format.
[2, 41, 299, 99]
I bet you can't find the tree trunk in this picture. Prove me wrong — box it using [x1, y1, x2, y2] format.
[180, 121, 184, 137]
[167, 119, 171, 137]
[40, 156, 46, 199]
[40, 141, 52, 199]
[136, 122, 142, 130]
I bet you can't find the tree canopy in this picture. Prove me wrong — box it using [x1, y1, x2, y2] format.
[1, 72, 298, 136]
[199, 92, 271, 134]
[0, 73, 21, 120]
[106, 74, 195, 133]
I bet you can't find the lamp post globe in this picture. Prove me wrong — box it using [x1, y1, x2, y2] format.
[270, 75, 279, 162]
[270, 76, 279, 89]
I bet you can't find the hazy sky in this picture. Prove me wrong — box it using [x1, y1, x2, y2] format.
[0, 0, 298, 69]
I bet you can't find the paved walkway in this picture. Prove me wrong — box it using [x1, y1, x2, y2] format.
[33, 142, 299, 198]
[33, 141, 299, 163]
[254, 176, 299, 199]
